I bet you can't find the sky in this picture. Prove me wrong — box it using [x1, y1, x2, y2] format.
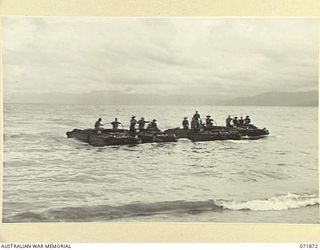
[3, 17, 319, 102]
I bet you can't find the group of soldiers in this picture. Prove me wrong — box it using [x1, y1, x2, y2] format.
[225, 115, 251, 127]
[182, 111, 252, 131]
[182, 111, 216, 131]
[94, 116, 159, 134]
[94, 111, 253, 134]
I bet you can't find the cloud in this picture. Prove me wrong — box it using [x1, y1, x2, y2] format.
[3, 17, 319, 99]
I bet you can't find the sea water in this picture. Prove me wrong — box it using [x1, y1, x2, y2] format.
[2, 104, 319, 223]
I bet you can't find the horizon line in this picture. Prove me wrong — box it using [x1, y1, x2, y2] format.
[3, 102, 318, 107]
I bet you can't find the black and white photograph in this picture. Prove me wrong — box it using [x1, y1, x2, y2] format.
[2, 17, 319, 223]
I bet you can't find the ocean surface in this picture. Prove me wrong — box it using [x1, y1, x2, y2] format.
[2, 104, 319, 223]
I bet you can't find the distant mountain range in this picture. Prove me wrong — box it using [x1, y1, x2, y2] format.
[4, 91, 224, 105]
[223, 91, 318, 106]
[4, 90, 318, 106]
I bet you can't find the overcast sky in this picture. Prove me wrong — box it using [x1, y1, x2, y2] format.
[3, 17, 319, 100]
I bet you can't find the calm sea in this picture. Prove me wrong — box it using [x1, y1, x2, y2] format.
[2, 103, 319, 223]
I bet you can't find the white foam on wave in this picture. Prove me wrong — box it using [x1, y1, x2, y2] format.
[218, 193, 319, 211]
[228, 140, 249, 144]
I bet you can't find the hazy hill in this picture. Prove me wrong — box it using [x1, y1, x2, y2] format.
[223, 91, 318, 106]
[4, 90, 318, 106]
[4, 91, 223, 105]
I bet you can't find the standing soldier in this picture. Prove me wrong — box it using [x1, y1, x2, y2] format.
[226, 115, 232, 127]
[193, 111, 201, 120]
[94, 118, 104, 134]
[130, 116, 138, 133]
[244, 115, 251, 125]
[138, 117, 149, 131]
[233, 117, 239, 127]
[111, 118, 121, 130]
[182, 117, 189, 130]
[239, 116, 244, 126]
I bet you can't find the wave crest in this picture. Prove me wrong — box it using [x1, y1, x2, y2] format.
[4, 193, 318, 222]
[218, 193, 319, 211]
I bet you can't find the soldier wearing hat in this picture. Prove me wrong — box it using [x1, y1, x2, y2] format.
[233, 116, 239, 127]
[130, 115, 138, 133]
[149, 119, 158, 130]
[193, 111, 200, 120]
[205, 115, 214, 128]
[182, 117, 189, 130]
[244, 115, 251, 125]
[138, 117, 150, 131]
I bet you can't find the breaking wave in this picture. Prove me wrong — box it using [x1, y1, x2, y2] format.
[5, 193, 318, 223]
[217, 193, 319, 211]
